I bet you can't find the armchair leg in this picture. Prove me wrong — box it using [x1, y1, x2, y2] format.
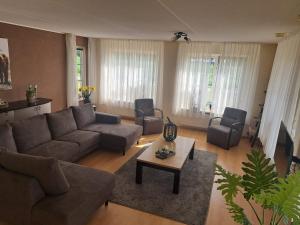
[123, 149, 125, 156]
[105, 200, 109, 207]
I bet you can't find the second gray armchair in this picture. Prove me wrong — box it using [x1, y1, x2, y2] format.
[207, 107, 247, 150]
[134, 98, 164, 135]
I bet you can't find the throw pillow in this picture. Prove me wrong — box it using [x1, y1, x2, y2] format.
[0, 151, 70, 195]
[71, 103, 96, 129]
[47, 108, 78, 139]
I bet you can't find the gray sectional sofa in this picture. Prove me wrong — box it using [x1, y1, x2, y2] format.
[0, 103, 143, 225]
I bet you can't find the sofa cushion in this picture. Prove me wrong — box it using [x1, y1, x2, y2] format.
[0, 123, 17, 153]
[12, 115, 52, 153]
[0, 151, 70, 195]
[72, 103, 96, 129]
[47, 108, 78, 139]
[57, 130, 100, 153]
[31, 162, 115, 225]
[82, 123, 143, 152]
[26, 140, 81, 162]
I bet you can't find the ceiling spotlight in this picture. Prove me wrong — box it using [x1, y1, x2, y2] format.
[172, 32, 191, 43]
[184, 36, 191, 43]
[275, 32, 286, 38]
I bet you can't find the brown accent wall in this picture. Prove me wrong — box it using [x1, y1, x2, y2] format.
[0, 22, 67, 112]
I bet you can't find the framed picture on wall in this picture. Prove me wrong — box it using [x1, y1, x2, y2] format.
[0, 38, 12, 90]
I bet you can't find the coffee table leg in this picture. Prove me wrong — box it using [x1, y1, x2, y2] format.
[189, 143, 195, 160]
[136, 161, 143, 184]
[173, 171, 180, 194]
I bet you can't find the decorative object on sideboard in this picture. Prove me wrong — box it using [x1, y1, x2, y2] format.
[0, 99, 8, 109]
[26, 84, 37, 104]
[79, 86, 95, 104]
[163, 117, 177, 142]
[0, 38, 12, 90]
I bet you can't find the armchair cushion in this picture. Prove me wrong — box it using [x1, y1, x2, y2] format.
[0, 166, 45, 225]
[47, 108, 78, 139]
[72, 103, 96, 129]
[0, 151, 70, 195]
[11, 115, 52, 153]
[95, 112, 121, 124]
[0, 123, 18, 153]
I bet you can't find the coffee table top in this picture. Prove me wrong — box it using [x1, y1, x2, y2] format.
[137, 136, 195, 170]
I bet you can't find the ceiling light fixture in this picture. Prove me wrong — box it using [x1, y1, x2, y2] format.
[172, 32, 191, 43]
[275, 32, 286, 38]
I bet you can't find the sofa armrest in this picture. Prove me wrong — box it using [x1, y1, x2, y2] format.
[0, 167, 45, 225]
[95, 112, 121, 124]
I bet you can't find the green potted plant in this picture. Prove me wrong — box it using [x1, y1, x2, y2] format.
[26, 84, 37, 104]
[215, 150, 300, 225]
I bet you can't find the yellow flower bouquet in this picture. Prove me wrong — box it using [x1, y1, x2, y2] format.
[79, 86, 96, 103]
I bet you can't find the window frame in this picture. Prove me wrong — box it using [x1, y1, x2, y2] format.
[76, 46, 87, 93]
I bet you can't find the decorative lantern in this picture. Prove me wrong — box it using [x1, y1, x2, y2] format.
[163, 117, 177, 142]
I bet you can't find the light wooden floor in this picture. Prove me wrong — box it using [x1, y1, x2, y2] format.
[79, 123, 262, 225]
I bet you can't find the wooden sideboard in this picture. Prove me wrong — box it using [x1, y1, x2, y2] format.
[0, 98, 52, 124]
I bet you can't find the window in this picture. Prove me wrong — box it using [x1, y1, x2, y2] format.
[189, 57, 218, 112]
[100, 39, 164, 108]
[76, 47, 86, 93]
[173, 42, 260, 117]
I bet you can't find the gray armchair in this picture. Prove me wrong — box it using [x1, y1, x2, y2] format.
[207, 107, 247, 149]
[134, 98, 164, 135]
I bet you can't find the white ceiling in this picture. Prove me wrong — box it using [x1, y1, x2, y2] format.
[0, 0, 299, 43]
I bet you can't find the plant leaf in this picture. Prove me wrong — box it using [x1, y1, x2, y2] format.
[271, 172, 300, 222]
[215, 164, 242, 202]
[256, 172, 300, 224]
[241, 150, 278, 200]
[226, 200, 252, 225]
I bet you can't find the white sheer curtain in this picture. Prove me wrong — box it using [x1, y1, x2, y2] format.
[99, 39, 164, 109]
[66, 33, 78, 107]
[173, 42, 260, 122]
[88, 38, 97, 104]
[214, 43, 261, 122]
[259, 32, 300, 158]
[173, 42, 223, 117]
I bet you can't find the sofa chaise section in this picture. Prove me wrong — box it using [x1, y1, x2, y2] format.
[72, 103, 143, 155]
[83, 123, 143, 155]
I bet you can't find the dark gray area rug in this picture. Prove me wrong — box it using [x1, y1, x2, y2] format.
[111, 148, 217, 225]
